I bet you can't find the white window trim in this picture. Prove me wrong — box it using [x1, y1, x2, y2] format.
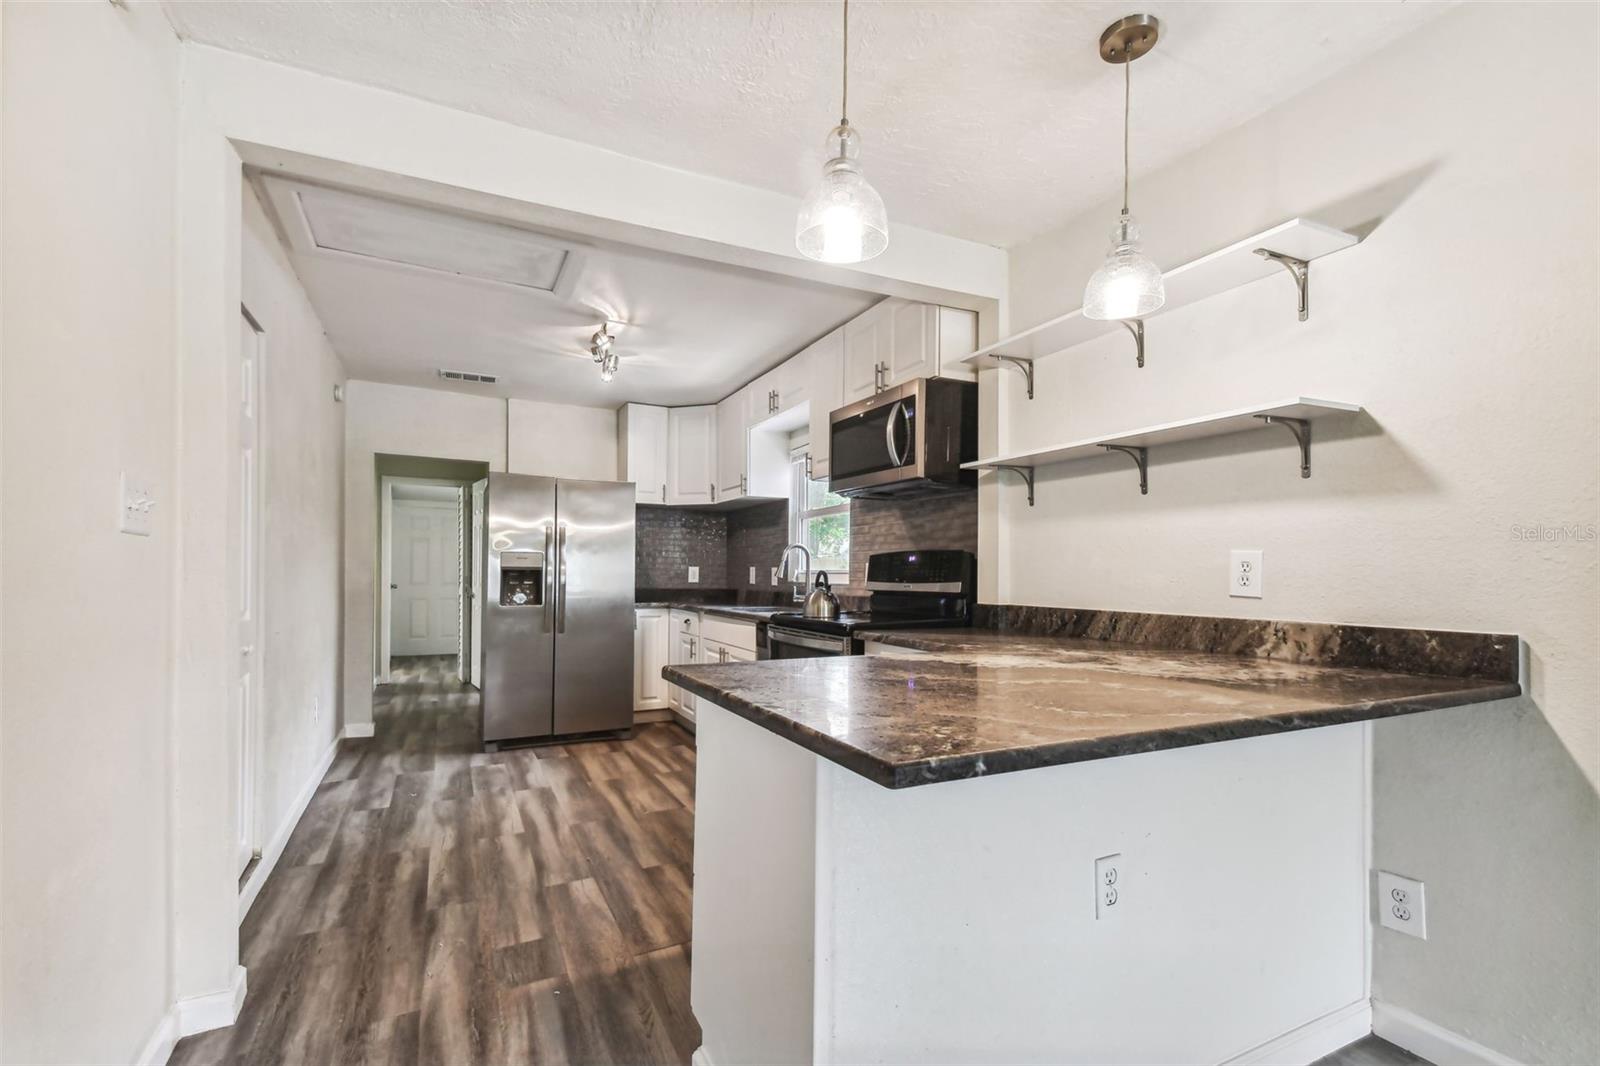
[789, 452, 852, 587]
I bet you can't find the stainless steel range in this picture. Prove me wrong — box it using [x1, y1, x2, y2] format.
[767, 550, 976, 658]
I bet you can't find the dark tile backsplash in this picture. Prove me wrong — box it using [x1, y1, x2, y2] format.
[726, 500, 790, 593]
[635, 507, 728, 589]
[636, 488, 977, 600]
[847, 490, 978, 587]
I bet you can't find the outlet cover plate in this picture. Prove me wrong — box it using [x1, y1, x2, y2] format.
[687, 566, 699, 584]
[1094, 853, 1122, 920]
[1229, 549, 1263, 598]
[1377, 870, 1426, 939]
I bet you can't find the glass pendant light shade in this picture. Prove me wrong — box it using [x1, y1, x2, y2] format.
[797, 124, 888, 264]
[1082, 213, 1165, 320]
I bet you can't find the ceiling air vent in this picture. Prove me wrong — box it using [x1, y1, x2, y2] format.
[437, 369, 499, 384]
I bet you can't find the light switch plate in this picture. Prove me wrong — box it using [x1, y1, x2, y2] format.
[119, 473, 154, 536]
[1229, 549, 1263, 598]
[1377, 871, 1426, 939]
[687, 566, 699, 584]
[749, 566, 758, 584]
[770, 567, 780, 587]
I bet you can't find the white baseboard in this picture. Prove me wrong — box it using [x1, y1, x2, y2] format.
[634, 708, 672, 724]
[1222, 999, 1373, 1065]
[239, 731, 342, 921]
[1373, 1000, 1522, 1066]
[342, 721, 375, 738]
[177, 965, 248, 1037]
[135, 1007, 179, 1066]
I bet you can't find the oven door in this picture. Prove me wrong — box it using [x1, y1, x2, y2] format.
[768, 625, 853, 658]
[828, 381, 922, 495]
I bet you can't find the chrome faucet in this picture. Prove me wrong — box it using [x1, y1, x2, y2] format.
[777, 543, 811, 603]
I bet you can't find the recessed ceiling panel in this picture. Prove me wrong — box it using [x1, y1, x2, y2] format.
[292, 182, 577, 292]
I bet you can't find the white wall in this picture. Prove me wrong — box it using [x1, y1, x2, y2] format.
[241, 184, 347, 871]
[342, 380, 507, 728]
[996, 5, 1597, 1061]
[0, 2, 180, 1062]
[508, 397, 617, 481]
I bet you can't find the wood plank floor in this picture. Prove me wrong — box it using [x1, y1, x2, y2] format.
[171, 655, 701, 1066]
[1313, 1035, 1430, 1066]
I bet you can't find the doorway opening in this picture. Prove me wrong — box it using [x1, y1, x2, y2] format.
[374, 454, 490, 688]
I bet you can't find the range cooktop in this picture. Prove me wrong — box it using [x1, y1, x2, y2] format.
[768, 610, 970, 637]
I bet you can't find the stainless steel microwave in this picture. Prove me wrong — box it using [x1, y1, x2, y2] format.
[828, 377, 978, 498]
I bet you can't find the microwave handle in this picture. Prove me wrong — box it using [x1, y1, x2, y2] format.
[884, 400, 909, 467]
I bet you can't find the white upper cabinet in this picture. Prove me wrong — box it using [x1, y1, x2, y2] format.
[748, 368, 781, 426]
[842, 299, 978, 404]
[716, 389, 748, 500]
[778, 344, 811, 412]
[617, 402, 669, 505]
[843, 300, 892, 404]
[667, 405, 717, 505]
[807, 327, 844, 480]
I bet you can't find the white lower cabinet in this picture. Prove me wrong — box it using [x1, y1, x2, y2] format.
[633, 608, 669, 712]
[668, 610, 699, 719]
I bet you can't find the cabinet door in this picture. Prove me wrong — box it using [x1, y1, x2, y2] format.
[667, 405, 716, 505]
[716, 391, 747, 497]
[886, 301, 938, 387]
[675, 630, 698, 716]
[633, 609, 668, 711]
[747, 369, 780, 427]
[843, 300, 892, 403]
[722, 642, 756, 664]
[807, 327, 844, 480]
[778, 346, 811, 412]
[620, 403, 669, 505]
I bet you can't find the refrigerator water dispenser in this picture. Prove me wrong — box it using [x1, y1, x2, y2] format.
[497, 550, 544, 606]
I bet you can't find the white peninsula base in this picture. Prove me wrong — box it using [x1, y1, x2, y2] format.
[689, 702, 1374, 1066]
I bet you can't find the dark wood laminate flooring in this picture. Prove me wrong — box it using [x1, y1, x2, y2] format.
[171, 655, 700, 1066]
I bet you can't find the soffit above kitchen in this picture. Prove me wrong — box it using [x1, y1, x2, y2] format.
[255, 173, 879, 407]
[169, 0, 1451, 249]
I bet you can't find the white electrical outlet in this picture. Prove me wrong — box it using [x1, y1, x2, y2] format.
[119, 473, 155, 536]
[1094, 853, 1122, 920]
[687, 566, 700, 584]
[1377, 871, 1427, 938]
[1229, 549, 1263, 598]
[749, 566, 758, 585]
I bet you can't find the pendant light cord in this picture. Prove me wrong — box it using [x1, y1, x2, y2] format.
[841, 0, 850, 127]
[1122, 49, 1130, 216]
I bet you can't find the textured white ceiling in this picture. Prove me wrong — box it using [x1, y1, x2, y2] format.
[168, 1, 1448, 248]
[255, 175, 879, 407]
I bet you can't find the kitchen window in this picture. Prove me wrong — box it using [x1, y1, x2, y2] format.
[791, 457, 849, 580]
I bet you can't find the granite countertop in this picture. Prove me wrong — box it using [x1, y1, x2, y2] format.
[634, 602, 791, 621]
[663, 627, 1520, 789]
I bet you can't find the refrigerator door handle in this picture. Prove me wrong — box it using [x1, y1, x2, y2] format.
[542, 522, 555, 632]
[555, 521, 569, 633]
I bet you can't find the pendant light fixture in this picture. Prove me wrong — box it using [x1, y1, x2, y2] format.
[1083, 14, 1165, 321]
[796, 0, 888, 264]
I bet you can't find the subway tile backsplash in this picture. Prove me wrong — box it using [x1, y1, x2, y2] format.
[635, 507, 728, 589]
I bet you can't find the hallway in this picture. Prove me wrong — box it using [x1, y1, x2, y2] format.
[171, 656, 700, 1065]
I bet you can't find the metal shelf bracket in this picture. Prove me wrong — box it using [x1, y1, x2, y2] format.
[993, 464, 1036, 506]
[992, 354, 1035, 399]
[1253, 414, 1312, 477]
[1099, 444, 1149, 495]
[1121, 318, 1147, 368]
[1253, 248, 1311, 322]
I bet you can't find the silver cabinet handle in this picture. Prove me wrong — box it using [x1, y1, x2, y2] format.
[543, 522, 555, 632]
[884, 400, 909, 467]
[555, 522, 568, 633]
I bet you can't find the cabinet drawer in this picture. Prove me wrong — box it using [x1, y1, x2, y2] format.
[670, 609, 700, 637]
[700, 615, 758, 654]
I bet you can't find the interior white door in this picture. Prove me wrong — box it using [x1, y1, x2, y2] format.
[235, 309, 263, 877]
[390, 499, 463, 656]
[469, 479, 487, 687]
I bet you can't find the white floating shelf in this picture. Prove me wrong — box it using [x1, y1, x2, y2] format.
[964, 397, 1362, 503]
[964, 218, 1359, 376]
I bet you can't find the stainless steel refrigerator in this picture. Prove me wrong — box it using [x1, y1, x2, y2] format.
[479, 473, 635, 746]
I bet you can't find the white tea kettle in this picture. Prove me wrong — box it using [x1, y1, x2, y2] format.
[804, 571, 841, 620]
